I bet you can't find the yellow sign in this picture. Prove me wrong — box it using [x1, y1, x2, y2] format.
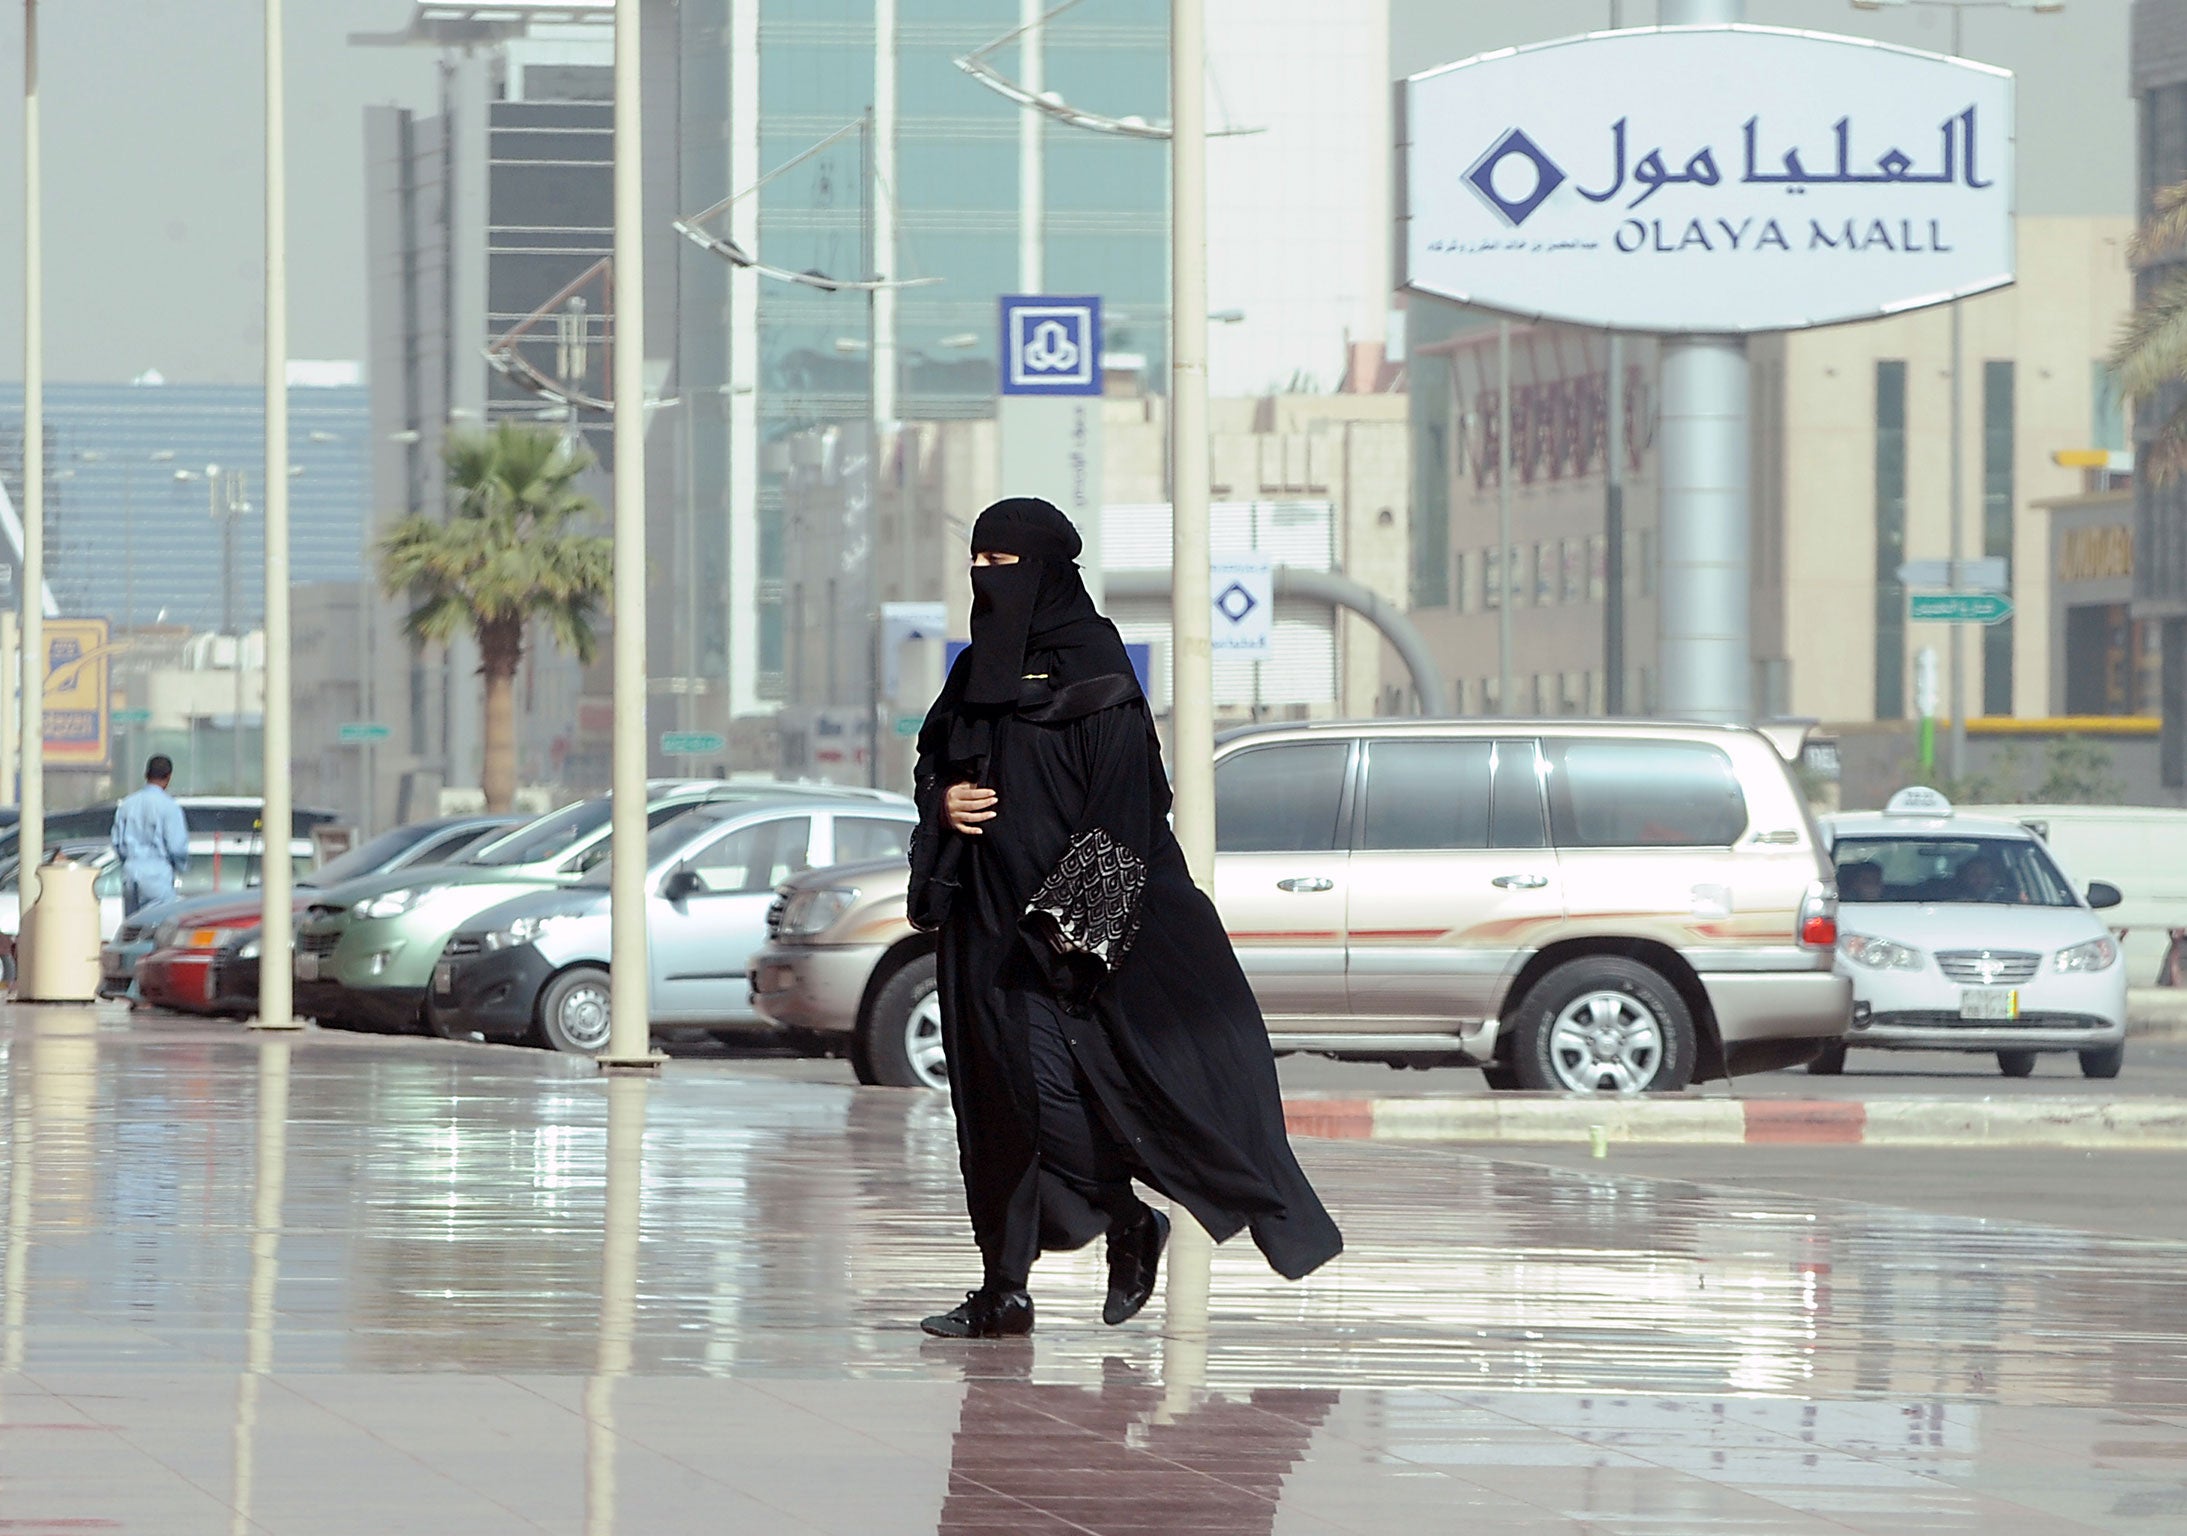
[42, 618, 112, 767]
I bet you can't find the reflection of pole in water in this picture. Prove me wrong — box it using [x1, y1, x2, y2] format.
[231, 1037, 291, 1536]
[587, 1073, 648, 1536]
[1159, 1204, 1212, 1421]
[4, 1035, 35, 1374]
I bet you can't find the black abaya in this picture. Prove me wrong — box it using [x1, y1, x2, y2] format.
[910, 652, 1343, 1287]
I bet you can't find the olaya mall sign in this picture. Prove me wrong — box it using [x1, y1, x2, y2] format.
[1400, 25, 2015, 333]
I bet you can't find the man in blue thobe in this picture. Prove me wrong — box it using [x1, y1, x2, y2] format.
[110, 755, 190, 916]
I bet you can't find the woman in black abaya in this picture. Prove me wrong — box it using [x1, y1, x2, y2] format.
[908, 497, 1340, 1340]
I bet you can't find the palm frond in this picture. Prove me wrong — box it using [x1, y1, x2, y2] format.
[2132, 181, 2187, 268]
[2109, 270, 2187, 400]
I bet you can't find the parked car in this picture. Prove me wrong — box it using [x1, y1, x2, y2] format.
[430, 797, 916, 1053]
[0, 796, 339, 867]
[111, 813, 522, 1008]
[751, 719, 1851, 1093]
[1819, 787, 2129, 1078]
[296, 781, 908, 1032]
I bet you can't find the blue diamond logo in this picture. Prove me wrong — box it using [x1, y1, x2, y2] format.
[1466, 128, 1566, 228]
[1215, 581, 1258, 623]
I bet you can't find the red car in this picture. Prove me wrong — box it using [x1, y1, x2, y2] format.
[135, 897, 268, 1017]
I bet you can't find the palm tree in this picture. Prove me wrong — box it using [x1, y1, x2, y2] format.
[378, 423, 614, 812]
[2111, 181, 2187, 480]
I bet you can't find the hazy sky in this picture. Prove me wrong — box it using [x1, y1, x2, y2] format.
[0, 0, 2136, 386]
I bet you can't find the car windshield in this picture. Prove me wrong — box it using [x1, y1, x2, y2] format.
[1833, 834, 2078, 908]
[308, 825, 435, 887]
[466, 801, 606, 866]
[575, 806, 741, 887]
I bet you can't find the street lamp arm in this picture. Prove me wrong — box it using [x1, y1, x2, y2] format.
[954, 0, 1261, 141]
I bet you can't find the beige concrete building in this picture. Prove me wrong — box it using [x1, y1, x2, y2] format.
[1403, 216, 2131, 730]
[1755, 215, 2132, 725]
[777, 392, 1410, 787]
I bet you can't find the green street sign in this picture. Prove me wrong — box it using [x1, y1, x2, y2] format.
[893, 713, 925, 738]
[660, 730, 727, 757]
[112, 707, 153, 726]
[338, 722, 393, 744]
[1909, 592, 2013, 626]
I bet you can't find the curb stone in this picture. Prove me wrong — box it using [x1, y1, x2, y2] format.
[1284, 1093, 2187, 1150]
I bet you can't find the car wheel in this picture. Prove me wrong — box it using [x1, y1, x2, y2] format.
[1480, 1063, 1520, 1091]
[533, 965, 615, 1056]
[1807, 1042, 1848, 1076]
[1509, 957, 1696, 1094]
[856, 953, 947, 1090]
[2078, 1042, 2125, 1079]
[1996, 1049, 2037, 1078]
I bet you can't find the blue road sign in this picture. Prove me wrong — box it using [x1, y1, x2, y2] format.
[1000, 295, 1102, 396]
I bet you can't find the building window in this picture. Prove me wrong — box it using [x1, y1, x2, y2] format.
[1983, 359, 2014, 716]
[1455, 549, 1473, 614]
[1483, 676, 1501, 713]
[1588, 535, 1607, 602]
[1561, 539, 1582, 604]
[2093, 361, 2127, 453]
[1874, 360, 1907, 719]
[1511, 545, 1533, 608]
[1637, 527, 1657, 598]
[1410, 364, 1452, 609]
[1536, 542, 1555, 604]
[1484, 547, 1502, 610]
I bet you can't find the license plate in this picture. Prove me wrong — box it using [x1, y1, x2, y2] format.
[433, 961, 454, 996]
[295, 952, 320, 982]
[1959, 987, 2019, 1020]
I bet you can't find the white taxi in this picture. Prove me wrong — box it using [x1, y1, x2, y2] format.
[1818, 788, 2128, 1079]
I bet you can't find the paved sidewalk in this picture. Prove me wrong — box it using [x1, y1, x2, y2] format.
[2, 1004, 2183, 1533]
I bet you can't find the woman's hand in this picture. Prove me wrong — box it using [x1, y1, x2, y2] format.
[946, 783, 999, 836]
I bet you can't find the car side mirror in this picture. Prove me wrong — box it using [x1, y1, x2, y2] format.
[662, 868, 703, 902]
[2087, 881, 2123, 910]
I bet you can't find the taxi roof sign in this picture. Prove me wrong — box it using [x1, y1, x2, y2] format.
[1884, 786, 1953, 817]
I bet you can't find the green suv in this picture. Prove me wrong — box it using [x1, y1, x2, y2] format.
[294, 781, 901, 1031]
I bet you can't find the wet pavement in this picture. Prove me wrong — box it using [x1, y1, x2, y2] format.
[3, 1004, 2185, 1533]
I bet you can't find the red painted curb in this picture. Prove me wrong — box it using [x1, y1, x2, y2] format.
[1743, 1100, 1867, 1145]
[1284, 1099, 1374, 1140]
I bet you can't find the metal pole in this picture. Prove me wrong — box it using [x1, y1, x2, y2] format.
[1605, 334, 1625, 713]
[1497, 320, 1512, 712]
[1165, 0, 1216, 1345]
[1018, 0, 1044, 292]
[600, 0, 657, 1069]
[1945, 2, 1967, 773]
[1656, 0, 1748, 725]
[255, 0, 299, 1030]
[863, 108, 882, 790]
[226, 480, 243, 790]
[18, 0, 44, 945]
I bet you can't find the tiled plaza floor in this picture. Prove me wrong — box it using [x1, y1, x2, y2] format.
[2, 1003, 2183, 1533]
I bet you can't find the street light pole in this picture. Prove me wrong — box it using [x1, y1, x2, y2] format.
[256, 0, 299, 1031]
[1165, 0, 1216, 1348]
[599, 0, 658, 1070]
[18, 0, 45, 938]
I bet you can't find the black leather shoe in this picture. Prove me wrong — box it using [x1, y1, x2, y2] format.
[921, 1286, 1034, 1339]
[1103, 1207, 1170, 1326]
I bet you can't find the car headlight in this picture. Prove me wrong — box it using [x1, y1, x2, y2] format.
[236, 938, 261, 961]
[481, 914, 563, 952]
[1838, 932, 1925, 971]
[778, 887, 859, 938]
[2054, 936, 2119, 973]
[353, 887, 430, 920]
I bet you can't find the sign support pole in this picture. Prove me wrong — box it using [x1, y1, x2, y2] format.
[1657, 0, 1749, 725]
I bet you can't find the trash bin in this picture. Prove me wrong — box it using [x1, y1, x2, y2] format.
[18, 853, 102, 1002]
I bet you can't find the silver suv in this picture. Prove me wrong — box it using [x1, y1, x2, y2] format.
[750, 721, 1850, 1094]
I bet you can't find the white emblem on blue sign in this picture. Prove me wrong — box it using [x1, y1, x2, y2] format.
[1001, 295, 1102, 396]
